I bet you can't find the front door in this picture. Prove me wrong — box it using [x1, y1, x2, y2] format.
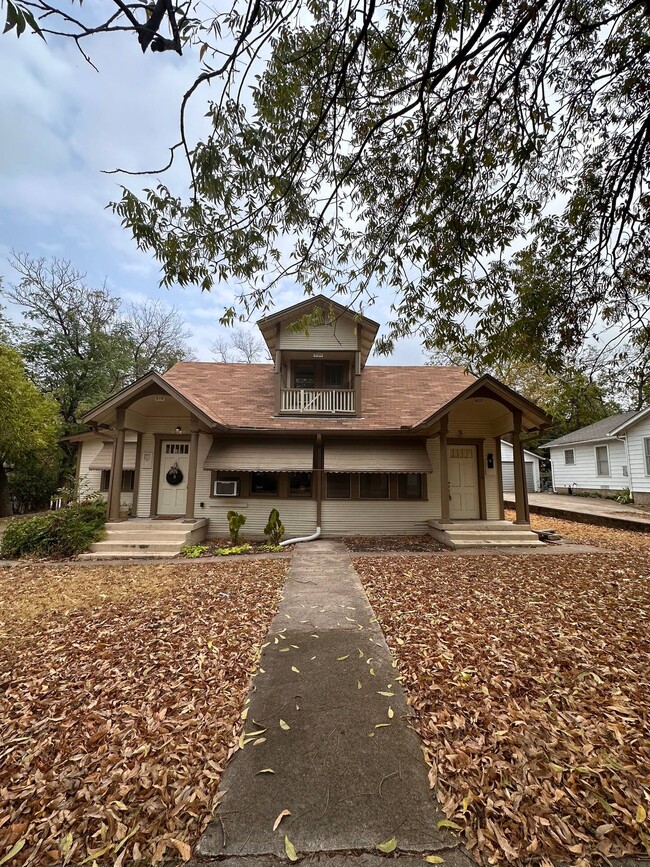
[448, 445, 480, 519]
[158, 441, 190, 515]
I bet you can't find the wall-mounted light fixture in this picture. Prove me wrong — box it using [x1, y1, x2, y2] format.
[175, 425, 182, 434]
[487, 453, 494, 469]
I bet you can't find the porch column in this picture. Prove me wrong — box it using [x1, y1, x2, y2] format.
[512, 410, 530, 524]
[440, 414, 449, 522]
[108, 409, 126, 522]
[185, 421, 200, 522]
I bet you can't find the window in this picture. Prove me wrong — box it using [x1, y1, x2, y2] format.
[294, 365, 315, 388]
[324, 363, 345, 388]
[564, 449, 575, 465]
[165, 443, 189, 455]
[595, 445, 610, 476]
[623, 465, 629, 477]
[398, 473, 423, 499]
[360, 473, 390, 499]
[99, 469, 135, 492]
[326, 473, 351, 499]
[289, 472, 312, 497]
[250, 472, 279, 495]
[645, 438, 650, 475]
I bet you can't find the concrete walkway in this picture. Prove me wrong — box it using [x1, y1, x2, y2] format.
[505, 492, 650, 531]
[195, 540, 470, 865]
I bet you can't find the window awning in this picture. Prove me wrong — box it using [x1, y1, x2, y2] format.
[89, 442, 137, 470]
[204, 439, 314, 472]
[324, 439, 432, 473]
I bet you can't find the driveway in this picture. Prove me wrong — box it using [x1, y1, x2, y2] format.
[505, 492, 650, 530]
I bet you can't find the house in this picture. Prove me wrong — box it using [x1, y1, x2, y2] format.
[74, 296, 551, 555]
[500, 440, 542, 493]
[545, 409, 650, 503]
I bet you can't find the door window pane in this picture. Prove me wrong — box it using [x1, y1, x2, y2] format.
[360, 473, 389, 499]
[326, 473, 351, 498]
[294, 365, 315, 388]
[398, 473, 423, 499]
[595, 446, 609, 476]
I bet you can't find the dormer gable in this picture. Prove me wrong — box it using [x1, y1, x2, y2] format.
[257, 295, 379, 368]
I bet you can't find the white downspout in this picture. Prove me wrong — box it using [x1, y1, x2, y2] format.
[280, 527, 321, 546]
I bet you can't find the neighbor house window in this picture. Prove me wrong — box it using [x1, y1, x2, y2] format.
[564, 449, 575, 465]
[359, 473, 390, 499]
[250, 472, 279, 495]
[623, 465, 629, 477]
[595, 445, 610, 476]
[326, 473, 351, 499]
[645, 438, 650, 475]
[397, 473, 423, 499]
[99, 469, 135, 492]
[289, 472, 312, 497]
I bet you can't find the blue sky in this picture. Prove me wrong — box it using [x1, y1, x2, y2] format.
[0, 30, 425, 365]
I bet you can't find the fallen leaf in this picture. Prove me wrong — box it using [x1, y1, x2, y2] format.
[279, 719, 290, 730]
[377, 837, 398, 853]
[170, 838, 192, 861]
[256, 768, 275, 775]
[284, 835, 299, 861]
[424, 857, 445, 864]
[273, 810, 291, 831]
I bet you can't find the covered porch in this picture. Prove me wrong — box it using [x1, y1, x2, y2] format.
[415, 375, 552, 548]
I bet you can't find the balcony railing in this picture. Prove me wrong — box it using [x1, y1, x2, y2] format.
[281, 388, 355, 414]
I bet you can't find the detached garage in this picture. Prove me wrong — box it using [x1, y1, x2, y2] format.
[500, 440, 541, 493]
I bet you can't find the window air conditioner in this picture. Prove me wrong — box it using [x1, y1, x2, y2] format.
[215, 480, 239, 497]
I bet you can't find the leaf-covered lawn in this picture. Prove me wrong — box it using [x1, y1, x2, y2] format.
[355, 552, 650, 866]
[0, 561, 287, 866]
[505, 508, 650, 551]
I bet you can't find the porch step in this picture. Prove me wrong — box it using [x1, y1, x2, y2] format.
[81, 518, 208, 559]
[428, 519, 544, 550]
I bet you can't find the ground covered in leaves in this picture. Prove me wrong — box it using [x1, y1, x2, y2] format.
[355, 548, 650, 866]
[342, 535, 445, 552]
[505, 508, 650, 552]
[0, 560, 287, 866]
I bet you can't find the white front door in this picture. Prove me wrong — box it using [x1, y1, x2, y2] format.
[158, 441, 190, 515]
[448, 445, 480, 519]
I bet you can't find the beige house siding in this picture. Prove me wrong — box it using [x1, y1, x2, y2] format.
[320, 501, 431, 535]
[78, 438, 107, 501]
[136, 433, 156, 517]
[278, 318, 357, 351]
[483, 436, 501, 519]
[194, 433, 318, 538]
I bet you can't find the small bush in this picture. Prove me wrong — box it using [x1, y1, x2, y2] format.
[0, 498, 106, 559]
[214, 544, 252, 556]
[258, 543, 284, 552]
[264, 508, 285, 545]
[226, 510, 247, 544]
[615, 487, 634, 505]
[181, 544, 209, 558]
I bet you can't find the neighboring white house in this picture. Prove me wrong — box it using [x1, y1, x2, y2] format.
[543, 410, 650, 500]
[500, 440, 541, 493]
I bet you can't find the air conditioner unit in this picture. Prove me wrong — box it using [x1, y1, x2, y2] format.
[215, 480, 239, 497]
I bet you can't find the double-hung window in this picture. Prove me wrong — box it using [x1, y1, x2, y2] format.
[564, 449, 575, 465]
[595, 445, 610, 477]
[644, 438, 650, 475]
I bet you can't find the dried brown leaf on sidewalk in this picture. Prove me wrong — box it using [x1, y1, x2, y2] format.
[356, 551, 650, 865]
[0, 560, 287, 866]
[505, 508, 650, 551]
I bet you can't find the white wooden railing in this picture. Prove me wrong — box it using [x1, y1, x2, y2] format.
[281, 388, 355, 414]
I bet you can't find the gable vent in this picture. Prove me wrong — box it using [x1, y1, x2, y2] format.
[155, 396, 166, 402]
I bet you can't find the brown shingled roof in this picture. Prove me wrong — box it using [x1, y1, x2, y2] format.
[163, 362, 473, 431]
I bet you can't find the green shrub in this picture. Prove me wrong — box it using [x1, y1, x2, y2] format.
[226, 510, 247, 544]
[181, 544, 208, 558]
[615, 487, 634, 505]
[264, 508, 285, 545]
[9, 455, 62, 514]
[214, 544, 252, 555]
[0, 497, 106, 559]
[258, 543, 284, 552]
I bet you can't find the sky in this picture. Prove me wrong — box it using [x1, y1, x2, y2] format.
[0, 27, 426, 365]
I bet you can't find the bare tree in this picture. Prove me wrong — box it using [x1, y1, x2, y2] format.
[121, 299, 195, 379]
[210, 328, 270, 363]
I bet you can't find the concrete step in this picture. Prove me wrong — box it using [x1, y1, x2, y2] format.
[451, 537, 544, 549]
[90, 540, 187, 553]
[429, 520, 531, 532]
[78, 551, 178, 560]
[444, 530, 540, 541]
[105, 520, 206, 533]
[104, 529, 194, 542]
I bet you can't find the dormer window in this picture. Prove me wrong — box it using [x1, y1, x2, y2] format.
[295, 364, 316, 388]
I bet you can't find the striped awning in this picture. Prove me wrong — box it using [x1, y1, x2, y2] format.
[324, 439, 432, 473]
[204, 439, 314, 472]
[89, 442, 137, 470]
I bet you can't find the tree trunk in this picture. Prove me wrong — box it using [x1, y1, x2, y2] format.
[0, 464, 13, 518]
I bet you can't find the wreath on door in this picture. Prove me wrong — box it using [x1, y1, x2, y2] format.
[166, 462, 184, 486]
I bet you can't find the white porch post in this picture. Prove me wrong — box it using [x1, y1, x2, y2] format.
[512, 409, 529, 524]
[108, 408, 126, 522]
[440, 414, 450, 522]
[185, 420, 200, 522]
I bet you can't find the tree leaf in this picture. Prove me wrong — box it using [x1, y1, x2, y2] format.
[284, 835, 298, 861]
[376, 837, 397, 853]
[279, 718, 290, 730]
[424, 856, 445, 864]
[636, 805, 647, 824]
[291, 666, 299, 673]
[256, 768, 275, 774]
[273, 809, 291, 831]
[436, 820, 463, 831]
[170, 838, 192, 861]
[0, 839, 26, 866]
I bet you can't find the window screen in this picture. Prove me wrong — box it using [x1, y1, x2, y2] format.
[397, 473, 423, 499]
[595, 446, 609, 476]
[250, 472, 279, 495]
[326, 473, 351, 498]
[289, 472, 312, 496]
[359, 473, 389, 499]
